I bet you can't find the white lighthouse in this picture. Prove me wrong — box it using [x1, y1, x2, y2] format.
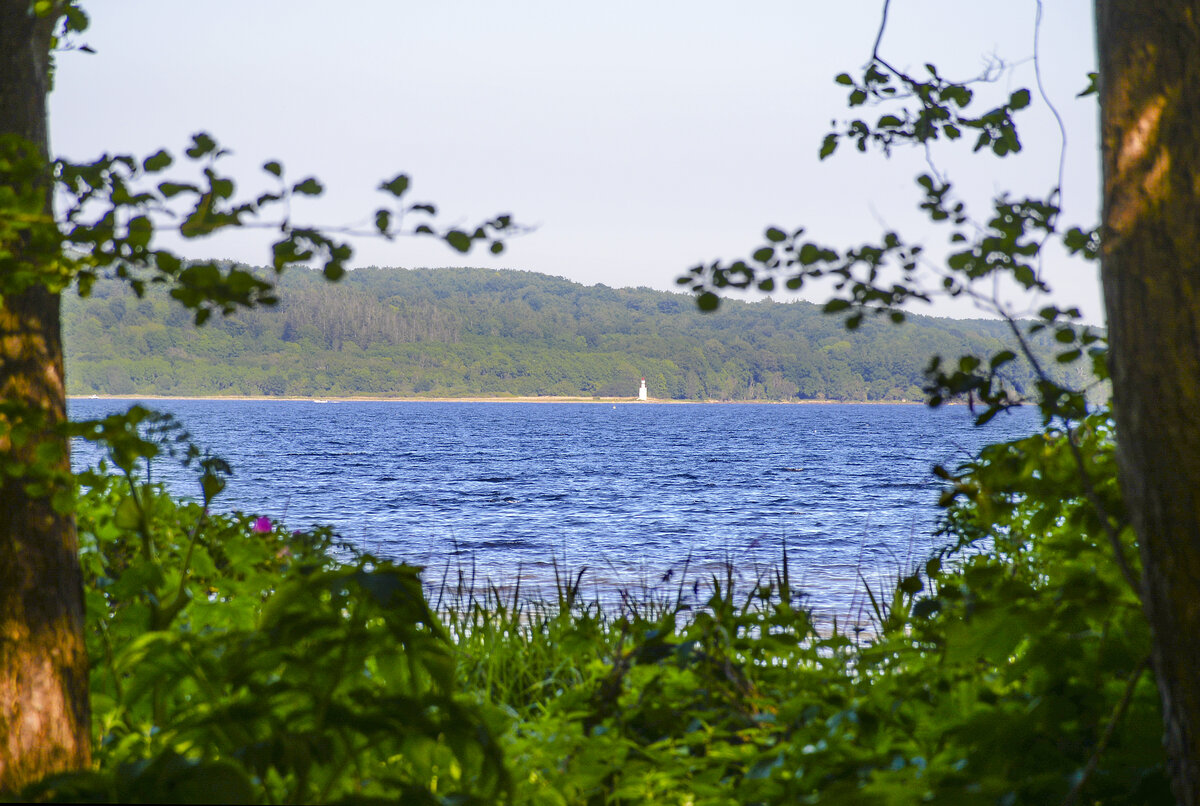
[637, 378, 648, 401]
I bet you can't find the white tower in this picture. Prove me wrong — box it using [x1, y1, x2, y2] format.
[638, 378, 648, 401]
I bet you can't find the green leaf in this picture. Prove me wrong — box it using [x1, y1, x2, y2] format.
[200, 471, 226, 503]
[126, 216, 153, 248]
[823, 299, 850, 314]
[184, 132, 218, 159]
[1009, 88, 1032, 110]
[374, 209, 391, 234]
[1063, 226, 1099, 258]
[747, 752, 785, 780]
[210, 177, 234, 199]
[114, 496, 141, 530]
[942, 84, 973, 107]
[697, 291, 720, 312]
[834, 73, 854, 86]
[155, 251, 181, 274]
[262, 160, 283, 177]
[765, 227, 787, 243]
[63, 5, 89, 32]
[379, 174, 410, 197]
[158, 182, 197, 199]
[1013, 265, 1037, 287]
[1077, 72, 1099, 98]
[1057, 348, 1083, 363]
[798, 243, 822, 265]
[819, 133, 838, 160]
[912, 597, 940, 619]
[990, 350, 1017, 368]
[142, 150, 172, 173]
[445, 230, 471, 253]
[944, 607, 1027, 665]
[292, 177, 323, 196]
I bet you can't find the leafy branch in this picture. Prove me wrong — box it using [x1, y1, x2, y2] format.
[676, 0, 1137, 605]
[44, 132, 527, 325]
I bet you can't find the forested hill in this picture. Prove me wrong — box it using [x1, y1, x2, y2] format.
[62, 266, 1084, 401]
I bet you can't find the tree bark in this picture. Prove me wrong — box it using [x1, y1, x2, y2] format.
[0, 1, 90, 793]
[1097, 2, 1200, 802]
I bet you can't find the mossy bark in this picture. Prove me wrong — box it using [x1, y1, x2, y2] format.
[0, 1, 90, 793]
[1098, 2, 1200, 802]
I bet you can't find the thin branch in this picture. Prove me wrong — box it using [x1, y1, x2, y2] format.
[1033, 0, 1069, 208]
[1032, 0, 1069, 284]
[869, 0, 1005, 94]
[870, 0, 891, 66]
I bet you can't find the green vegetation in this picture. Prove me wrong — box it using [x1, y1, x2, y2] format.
[26, 406, 1162, 803]
[64, 267, 1087, 402]
[8, 0, 1194, 799]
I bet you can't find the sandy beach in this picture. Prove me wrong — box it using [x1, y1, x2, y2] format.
[69, 394, 927, 405]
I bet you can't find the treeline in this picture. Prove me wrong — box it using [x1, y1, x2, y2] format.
[62, 266, 1089, 400]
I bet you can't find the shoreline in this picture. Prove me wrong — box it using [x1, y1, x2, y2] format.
[69, 394, 931, 405]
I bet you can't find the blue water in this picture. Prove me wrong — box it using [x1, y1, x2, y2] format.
[68, 400, 1038, 617]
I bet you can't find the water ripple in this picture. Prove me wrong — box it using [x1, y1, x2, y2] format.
[70, 400, 1037, 617]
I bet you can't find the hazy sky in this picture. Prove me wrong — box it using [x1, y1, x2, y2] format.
[50, 1, 1101, 321]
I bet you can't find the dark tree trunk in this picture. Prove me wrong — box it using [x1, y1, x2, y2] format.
[0, 1, 90, 792]
[1098, 2, 1200, 802]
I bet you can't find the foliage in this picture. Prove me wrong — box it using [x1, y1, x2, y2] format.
[61, 267, 1092, 403]
[2, 0, 522, 556]
[597, 9, 1168, 802]
[45, 130, 518, 322]
[19, 409, 1167, 803]
[675, 34, 1104, 429]
[1, 6, 525, 790]
[24, 409, 508, 803]
[442, 415, 1165, 804]
[8, 3, 1170, 803]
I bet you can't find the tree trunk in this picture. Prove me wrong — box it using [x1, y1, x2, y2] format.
[1097, 2, 1200, 802]
[0, 2, 90, 792]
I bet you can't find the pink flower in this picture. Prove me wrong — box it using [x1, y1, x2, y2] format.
[252, 516, 272, 534]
